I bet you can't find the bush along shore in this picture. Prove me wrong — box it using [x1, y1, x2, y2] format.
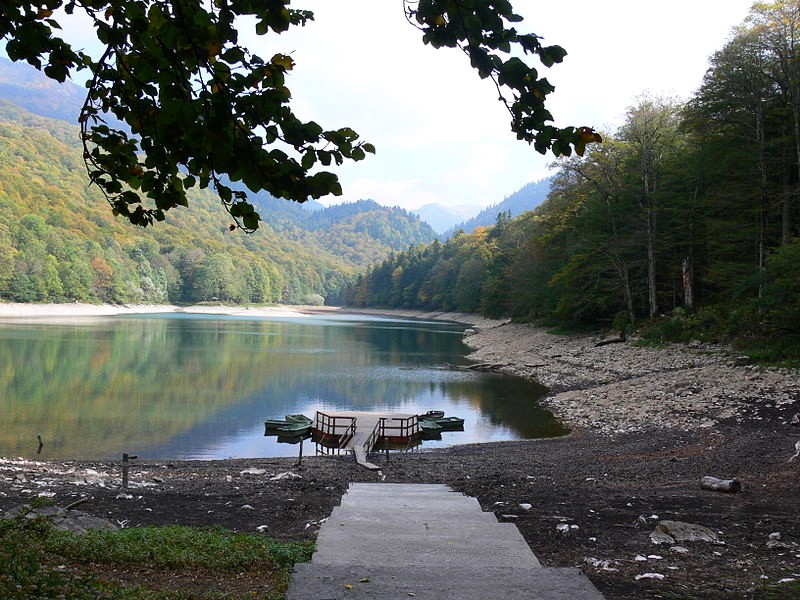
[0, 309, 799, 599]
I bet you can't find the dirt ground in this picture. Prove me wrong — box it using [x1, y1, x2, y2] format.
[1, 414, 799, 600]
[1, 312, 799, 599]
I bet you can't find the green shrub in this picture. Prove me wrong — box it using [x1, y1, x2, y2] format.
[1, 517, 313, 600]
[0, 516, 97, 600]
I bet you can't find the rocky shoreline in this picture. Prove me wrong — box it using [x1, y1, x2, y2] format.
[458, 317, 799, 435]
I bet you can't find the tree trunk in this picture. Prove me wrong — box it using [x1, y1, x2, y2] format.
[682, 184, 698, 312]
[757, 102, 768, 300]
[790, 82, 799, 246]
[646, 205, 658, 318]
[682, 256, 694, 312]
[621, 262, 635, 322]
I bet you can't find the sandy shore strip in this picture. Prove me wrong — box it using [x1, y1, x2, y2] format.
[0, 302, 311, 320]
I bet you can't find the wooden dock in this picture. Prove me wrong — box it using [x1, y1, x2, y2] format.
[312, 410, 422, 470]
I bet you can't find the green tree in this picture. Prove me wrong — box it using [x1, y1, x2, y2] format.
[558, 137, 640, 321]
[762, 236, 800, 335]
[683, 24, 787, 305]
[748, 1, 800, 245]
[0, 224, 17, 290]
[619, 96, 681, 318]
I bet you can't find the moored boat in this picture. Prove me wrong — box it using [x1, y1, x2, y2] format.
[285, 414, 312, 424]
[418, 414, 465, 431]
[265, 419, 288, 430]
[430, 416, 465, 430]
[265, 414, 312, 435]
[276, 430, 312, 444]
[419, 419, 442, 431]
[276, 421, 312, 436]
[417, 410, 445, 420]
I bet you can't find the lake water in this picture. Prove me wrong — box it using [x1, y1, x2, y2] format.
[0, 313, 566, 460]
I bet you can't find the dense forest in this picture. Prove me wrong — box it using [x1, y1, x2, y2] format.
[343, 4, 800, 362]
[0, 98, 435, 305]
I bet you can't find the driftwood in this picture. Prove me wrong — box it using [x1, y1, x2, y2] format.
[789, 440, 800, 463]
[700, 476, 741, 493]
[448, 362, 509, 372]
[466, 362, 509, 372]
[594, 336, 626, 347]
[65, 497, 91, 511]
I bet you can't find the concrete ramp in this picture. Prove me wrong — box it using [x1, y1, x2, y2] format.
[287, 483, 604, 600]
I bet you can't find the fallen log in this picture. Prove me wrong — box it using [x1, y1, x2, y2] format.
[594, 336, 626, 347]
[700, 476, 741, 493]
[467, 362, 509, 372]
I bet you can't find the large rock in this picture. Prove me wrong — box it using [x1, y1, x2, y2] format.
[650, 520, 722, 545]
[4, 504, 118, 533]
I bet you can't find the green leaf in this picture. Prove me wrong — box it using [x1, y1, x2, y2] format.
[242, 213, 260, 230]
[301, 150, 316, 169]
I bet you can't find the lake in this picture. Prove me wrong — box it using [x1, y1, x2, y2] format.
[0, 313, 566, 460]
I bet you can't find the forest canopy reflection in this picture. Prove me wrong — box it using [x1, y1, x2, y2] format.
[0, 314, 565, 460]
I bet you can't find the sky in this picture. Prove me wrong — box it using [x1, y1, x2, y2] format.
[244, 1, 756, 211]
[53, 1, 756, 211]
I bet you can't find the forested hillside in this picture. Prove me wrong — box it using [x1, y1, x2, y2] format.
[0, 100, 435, 305]
[344, 4, 800, 362]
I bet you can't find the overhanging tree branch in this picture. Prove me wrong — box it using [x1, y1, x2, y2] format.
[2, 0, 597, 232]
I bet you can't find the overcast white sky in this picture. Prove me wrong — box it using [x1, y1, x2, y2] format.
[247, 1, 755, 210]
[53, 1, 755, 210]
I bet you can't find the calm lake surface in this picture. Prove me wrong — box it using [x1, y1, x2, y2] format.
[0, 313, 566, 460]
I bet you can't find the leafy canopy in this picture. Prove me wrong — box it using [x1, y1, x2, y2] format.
[1, 0, 599, 231]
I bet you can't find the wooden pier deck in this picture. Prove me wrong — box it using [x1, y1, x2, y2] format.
[312, 410, 421, 470]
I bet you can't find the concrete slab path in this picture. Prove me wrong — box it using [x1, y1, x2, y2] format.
[286, 483, 605, 600]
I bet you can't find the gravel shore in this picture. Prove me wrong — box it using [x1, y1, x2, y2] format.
[457, 316, 798, 435]
[1, 306, 799, 599]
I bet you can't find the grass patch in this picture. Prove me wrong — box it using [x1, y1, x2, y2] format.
[636, 306, 800, 367]
[0, 515, 313, 600]
[755, 579, 800, 600]
[734, 335, 800, 367]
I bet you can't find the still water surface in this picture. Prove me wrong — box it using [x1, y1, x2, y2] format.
[0, 313, 566, 460]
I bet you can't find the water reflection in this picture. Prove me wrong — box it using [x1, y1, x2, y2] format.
[0, 314, 566, 460]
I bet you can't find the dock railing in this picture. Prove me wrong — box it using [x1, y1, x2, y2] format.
[363, 415, 419, 455]
[383, 415, 420, 439]
[363, 418, 385, 454]
[339, 418, 356, 449]
[314, 411, 356, 449]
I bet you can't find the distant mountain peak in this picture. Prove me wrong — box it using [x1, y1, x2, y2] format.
[0, 57, 85, 123]
[443, 177, 553, 238]
[412, 203, 481, 234]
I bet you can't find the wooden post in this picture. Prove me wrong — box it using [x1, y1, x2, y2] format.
[296, 437, 304, 469]
[121, 453, 138, 489]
